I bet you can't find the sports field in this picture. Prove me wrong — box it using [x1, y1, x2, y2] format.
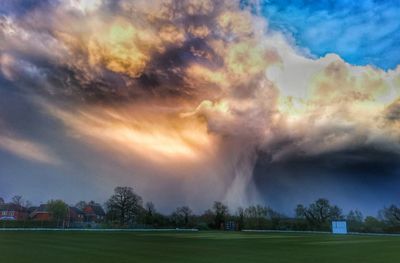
[0, 230, 399, 262]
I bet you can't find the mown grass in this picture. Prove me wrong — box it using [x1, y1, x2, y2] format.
[0, 231, 399, 262]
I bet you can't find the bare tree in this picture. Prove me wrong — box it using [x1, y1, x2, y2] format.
[243, 205, 281, 229]
[245, 205, 268, 229]
[347, 209, 364, 231]
[236, 207, 245, 230]
[347, 210, 364, 223]
[11, 195, 24, 206]
[212, 201, 229, 229]
[295, 198, 343, 229]
[106, 186, 143, 226]
[381, 205, 400, 225]
[171, 206, 193, 227]
[144, 202, 156, 225]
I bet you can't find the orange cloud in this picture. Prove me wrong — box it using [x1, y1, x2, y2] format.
[44, 102, 217, 164]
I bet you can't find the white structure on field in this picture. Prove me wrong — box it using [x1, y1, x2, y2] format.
[332, 221, 347, 234]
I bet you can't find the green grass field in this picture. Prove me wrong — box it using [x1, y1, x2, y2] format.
[1, 231, 399, 262]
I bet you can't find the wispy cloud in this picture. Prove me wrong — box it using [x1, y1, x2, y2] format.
[0, 134, 60, 165]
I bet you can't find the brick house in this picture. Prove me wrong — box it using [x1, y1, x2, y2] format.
[0, 204, 29, 221]
[31, 205, 86, 222]
[68, 207, 84, 223]
[83, 204, 106, 223]
[30, 204, 52, 221]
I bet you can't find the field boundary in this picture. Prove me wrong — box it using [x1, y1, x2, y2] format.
[1, 228, 400, 237]
[0, 228, 199, 232]
[243, 229, 400, 237]
[243, 229, 330, 234]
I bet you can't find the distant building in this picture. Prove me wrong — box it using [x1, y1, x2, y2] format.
[30, 204, 52, 221]
[332, 221, 347, 234]
[0, 204, 28, 221]
[68, 207, 85, 223]
[83, 204, 105, 223]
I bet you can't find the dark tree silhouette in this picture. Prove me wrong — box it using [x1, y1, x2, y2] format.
[381, 205, 400, 225]
[212, 201, 229, 229]
[106, 186, 143, 226]
[296, 198, 343, 229]
[11, 195, 23, 206]
[171, 206, 193, 227]
[144, 202, 156, 225]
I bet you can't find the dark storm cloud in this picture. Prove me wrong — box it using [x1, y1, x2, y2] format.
[0, 1, 234, 103]
[257, 147, 400, 179]
[254, 146, 400, 215]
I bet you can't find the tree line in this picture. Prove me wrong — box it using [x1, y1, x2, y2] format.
[2, 186, 400, 233]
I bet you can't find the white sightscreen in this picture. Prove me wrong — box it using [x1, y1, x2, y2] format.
[332, 221, 347, 234]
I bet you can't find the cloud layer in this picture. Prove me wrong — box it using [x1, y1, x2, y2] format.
[0, 0, 399, 210]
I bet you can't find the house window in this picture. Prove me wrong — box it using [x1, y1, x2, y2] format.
[10, 211, 14, 216]
[1, 211, 6, 216]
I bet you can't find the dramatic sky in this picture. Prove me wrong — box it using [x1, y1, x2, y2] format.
[0, 0, 399, 215]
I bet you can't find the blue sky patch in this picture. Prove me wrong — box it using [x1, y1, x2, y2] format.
[260, 0, 400, 70]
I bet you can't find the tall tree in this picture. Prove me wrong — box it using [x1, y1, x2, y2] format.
[106, 186, 143, 226]
[212, 201, 229, 229]
[295, 198, 343, 229]
[200, 209, 215, 228]
[381, 205, 400, 225]
[47, 199, 69, 227]
[236, 207, 245, 230]
[364, 216, 384, 233]
[0, 197, 4, 205]
[295, 204, 307, 219]
[11, 195, 23, 206]
[144, 202, 156, 225]
[347, 210, 364, 223]
[243, 205, 281, 229]
[329, 205, 343, 221]
[245, 205, 268, 229]
[347, 209, 364, 231]
[171, 206, 193, 227]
